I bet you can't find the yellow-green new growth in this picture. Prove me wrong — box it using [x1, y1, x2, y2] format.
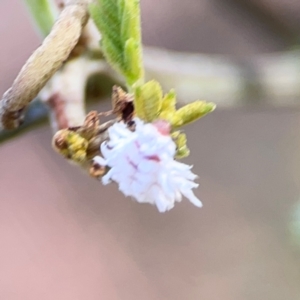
[141, 83, 216, 129]
[172, 131, 190, 159]
[89, 0, 216, 159]
[132, 79, 215, 157]
[170, 101, 216, 129]
[159, 89, 176, 120]
[89, 0, 144, 87]
[134, 80, 163, 122]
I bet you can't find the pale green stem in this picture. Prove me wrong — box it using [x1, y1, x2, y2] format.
[24, 0, 58, 37]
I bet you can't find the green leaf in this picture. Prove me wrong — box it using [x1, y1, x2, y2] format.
[133, 86, 146, 120]
[121, 0, 141, 44]
[24, 0, 58, 37]
[89, 0, 144, 88]
[134, 80, 163, 122]
[100, 37, 124, 74]
[118, 0, 126, 19]
[161, 89, 176, 111]
[172, 131, 190, 159]
[170, 101, 216, 128]
[124, 38, 143, 85]
[159, 89, 176, 121]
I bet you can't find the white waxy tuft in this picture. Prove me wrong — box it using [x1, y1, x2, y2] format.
[94, 118, 202, 212]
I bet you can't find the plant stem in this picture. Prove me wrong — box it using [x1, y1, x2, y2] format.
[0, 0, 90, 130]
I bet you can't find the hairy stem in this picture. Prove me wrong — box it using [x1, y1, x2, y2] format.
[0, 0, 90, 130]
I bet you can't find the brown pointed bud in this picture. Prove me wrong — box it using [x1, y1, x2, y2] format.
[77, 110, 100, 140]
[111, 85, 134, 122]
[89, 161, 106, 178]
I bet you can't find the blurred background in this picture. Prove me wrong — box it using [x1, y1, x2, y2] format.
[1, 0, 300, 299]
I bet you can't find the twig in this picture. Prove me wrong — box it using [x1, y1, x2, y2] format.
[0, 0, 90, 130]
[2, 44, 300, 142]
[143, 47, 300, 106]
[0, 101, 48, 143]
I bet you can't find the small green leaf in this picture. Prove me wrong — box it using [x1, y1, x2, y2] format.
[89, 0, 144, 89]
[124, 38, 143, 85]
[121, 0, 141, 43]
[121, 0, 143, 86]
[100, 38, 124, 74]
[118, 0, 125, 19]
[172, 131, 190, 159]
[133, 86, 146, 120]
[161, 89, 176, 111]
[134, 80, 163, 122]
[159, 89, 176, 121]
[171, 101, 216, 128]
[100, 0, 119, 32]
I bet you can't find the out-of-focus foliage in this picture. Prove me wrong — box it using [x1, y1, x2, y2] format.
[24, 0, 57, 37]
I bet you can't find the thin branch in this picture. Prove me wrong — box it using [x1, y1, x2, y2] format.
[143, 47, 300, 107]
[0, 0, 90, 130]
[0, 101, 48, 143]
[2, 45, 300, 142]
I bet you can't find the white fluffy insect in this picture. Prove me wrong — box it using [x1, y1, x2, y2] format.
[93, 118, 202, 212]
